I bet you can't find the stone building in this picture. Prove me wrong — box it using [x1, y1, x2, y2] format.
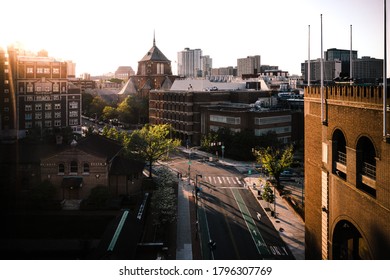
[304, 85, 390, 259]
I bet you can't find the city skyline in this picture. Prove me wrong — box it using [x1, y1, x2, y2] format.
[1, 0, 385, 76]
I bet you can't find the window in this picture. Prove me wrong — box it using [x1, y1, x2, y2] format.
[70, 161, 78, 173]
[69, 110, 78, 117]
[4, 80, 9, 84]
[4, 89, 9, 94]
[58, 163, 65, 174]
[69, 101, 78, 109]
[332, 129, 347, 180]
[25, 105, 32, 111]
[53, 84, 59, 92]
[27, 67, 33, 73]
[35, 113, 42, 120]
[45, 103, 52, 110]
[4, 69, 9, 73]
[25, 121, 32, 128]
[4, 98, 9, 103]
[53, 68, 59, 74]
[254, 126, 291, 136]
[4, 107, 9, 112]
[210, 115, 240, 124]
[356, 136, 376, 197]
[27, 85, 33, 92]
[54, 120, 61, 127]
[54, 112, 61, 118]
[36, 86, 42, 92]
[83, 163, 90, 174]
[44, 120, 52, 127]
[69, 119, 79, 125]
[44, 68, 50, 74]
[37, 68, 43, 74]
[255, 115, 291, 125]
[54, 103, 61, 110]
[35, 104, 42, 111]
[25, 113, 32, 120]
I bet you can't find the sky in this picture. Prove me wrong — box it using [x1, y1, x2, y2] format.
[1, 0, 386, 76]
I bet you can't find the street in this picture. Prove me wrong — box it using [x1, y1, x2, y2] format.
[167, 149, 294, 260]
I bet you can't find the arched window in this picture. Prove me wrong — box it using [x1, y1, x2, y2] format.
[356, 136, 376, 197]
[58, 163, 65, 174]
[70, 160, 78, 174]
[332, 129, 347, 180]
[83, 163, 90, 174]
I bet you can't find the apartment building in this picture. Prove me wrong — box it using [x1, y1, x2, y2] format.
[0, 46, 81, 140]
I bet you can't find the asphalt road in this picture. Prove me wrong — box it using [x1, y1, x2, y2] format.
[167, 150, 294, 260]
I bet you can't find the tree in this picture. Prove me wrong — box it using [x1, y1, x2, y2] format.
[102, 106, 118, 121]
[262, 181, 274, 204]
[255, 145, 294, 189]
[151, 166, 177, 227]
[123, 124, 180, 178]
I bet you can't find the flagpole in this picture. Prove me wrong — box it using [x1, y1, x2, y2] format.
[308, 25, 311, 86]
[321, 14, 325, 124]
[384, 0, 388, 140]
[350, 24, 353, 85]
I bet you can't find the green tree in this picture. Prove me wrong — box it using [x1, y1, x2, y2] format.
[151, 166, 177, 227]
[89, 96, 108, 119]
[262, 181, 274, 204]
[123, 124, 180, 178]
[200, 131, 218, 152]
[102, 106, 118, 121]
[255, 145, 294, 189]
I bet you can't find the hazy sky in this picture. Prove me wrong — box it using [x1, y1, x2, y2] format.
[1, 0, 385, 76]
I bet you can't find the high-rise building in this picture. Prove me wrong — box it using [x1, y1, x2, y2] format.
[237, 55, 261, 78]
[201, 55, 212, 77]
[0, 45, 81, 140]
[302, 48, 383, 84]
[325, 48, 358, 76]
[177, 48, 203, 78]
[353, 56, 383, 82]
[301, 59, 342, 82]
[304, 85, 390, 259]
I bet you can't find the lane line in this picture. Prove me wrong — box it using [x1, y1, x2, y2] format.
[231, 188, 270, 257]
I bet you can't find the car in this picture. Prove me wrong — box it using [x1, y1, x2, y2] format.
[280, 170, 294, 177]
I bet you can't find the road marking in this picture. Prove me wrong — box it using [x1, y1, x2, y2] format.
[236, 177, 242, 185]
[218, 177, 222, 184]
[231, 188, 270, 257]
[226, 177, 231, 184]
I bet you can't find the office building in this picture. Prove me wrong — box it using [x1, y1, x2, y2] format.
[301, 59, 342, 83]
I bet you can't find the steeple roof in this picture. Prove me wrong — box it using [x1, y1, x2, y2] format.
[139, 34, 170, 62]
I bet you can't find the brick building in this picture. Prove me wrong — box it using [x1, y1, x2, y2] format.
[149, 79, 298, 146]
[304, 85, 390, 259]
[40, 134, 144, 200]
[0, 46, 82, 140]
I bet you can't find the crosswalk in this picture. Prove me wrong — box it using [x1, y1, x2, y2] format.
[201, 176, 243, 186]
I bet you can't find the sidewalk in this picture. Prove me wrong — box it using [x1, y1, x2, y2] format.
[176, 179, 193, 259]
[244, 176, 305, 260]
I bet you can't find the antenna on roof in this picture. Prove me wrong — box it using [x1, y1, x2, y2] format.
[153, 30, 156, 47]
